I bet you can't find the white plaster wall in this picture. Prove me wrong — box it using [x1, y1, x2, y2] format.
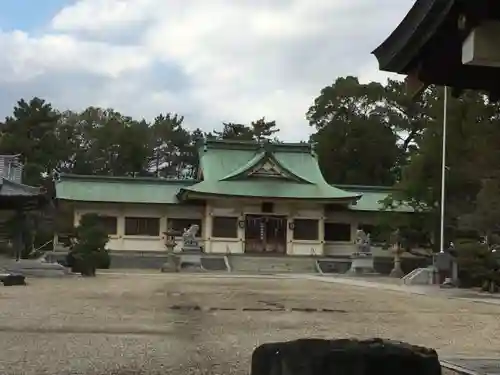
[290, 243, 323, 256]
[324, 243, 357, 257]
[71, 201, 388, 256]
[210, 239, 244, 254]
[74, 203, 204, 252]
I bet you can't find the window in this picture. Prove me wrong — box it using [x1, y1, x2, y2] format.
[125, 217, 160, 236]
[293, 219, 319, 240]
[96, 215, 117, 235]
[324, 222, 351, 242]
[212, 217, 238, 238]
[167, 218, 203, 237]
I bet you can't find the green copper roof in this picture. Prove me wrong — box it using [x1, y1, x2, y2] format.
[198, 140, 313, 181]
[54, 174, 411, 212]
[54, 141, 414, 212]
[220, 150, 312, 183]
[56, 174, 193, 204]
[0, 178, 43, 197]
[336, 185, 413, 213]
[180, 179, 359, 201]
[181, 140, 360, 202]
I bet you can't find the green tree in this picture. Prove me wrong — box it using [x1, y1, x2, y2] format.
[391, 88, 494, 247]
[250, 117, 279, 141]
[214, 122, 254, 141]
[60, 107, 151, 176]
[0, 98, 65, 186]
[460, 176, 500, 244]
[214, 117, 280, 142]
[307, 76, 399, 185]
[68, 213, 110, 276]
[149, 113, 194, 178]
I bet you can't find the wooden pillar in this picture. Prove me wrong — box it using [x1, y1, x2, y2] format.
[12, 209, 25, 261]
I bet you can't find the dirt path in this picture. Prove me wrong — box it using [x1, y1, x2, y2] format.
[1, 274, 499, 374]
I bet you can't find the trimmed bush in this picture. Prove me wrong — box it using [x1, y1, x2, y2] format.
[456, 240, 499, 289]
[67, 214, 110, 276]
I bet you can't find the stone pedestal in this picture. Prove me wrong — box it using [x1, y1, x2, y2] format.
[178, 252, 203, 270]
[347, 253, 375, 275]
[390, 249, 404, 278]
[390, 264, 404, 278]
[433, 252, 457, 286]
[160, 253, 179, 273]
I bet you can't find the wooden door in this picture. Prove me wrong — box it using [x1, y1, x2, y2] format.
[244, 215, 287, 254]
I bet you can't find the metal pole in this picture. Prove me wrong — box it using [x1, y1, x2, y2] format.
[439, 86, 448, 253]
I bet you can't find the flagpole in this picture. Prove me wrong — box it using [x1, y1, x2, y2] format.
[439, 86, 448, 253]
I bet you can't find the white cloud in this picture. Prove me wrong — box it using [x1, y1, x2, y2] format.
[0, 30, 151, 82]
[0, 0, 414, 141]
[51, 0, 156, 32]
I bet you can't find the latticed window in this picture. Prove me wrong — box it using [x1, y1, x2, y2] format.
[0, 155, 23, 182]
[293, 219, 319, 240]
[125, 217, 160, 236]
[324, 223, 351, 242]
[212, 217, 238, 238]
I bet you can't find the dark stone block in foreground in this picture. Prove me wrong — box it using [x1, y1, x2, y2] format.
[251, 338, 441, 375]
[0, 273, 27, 286]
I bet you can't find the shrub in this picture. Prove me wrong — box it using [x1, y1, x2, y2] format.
[67, 214, 110, 276]
[456, 240, 499, 288]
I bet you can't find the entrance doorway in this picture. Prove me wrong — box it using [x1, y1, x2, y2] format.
[244, 215, 287, 254]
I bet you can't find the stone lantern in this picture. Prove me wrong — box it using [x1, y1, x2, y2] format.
[389, 229, 404, 278]
[161, 228, 179, 272]
[164, 228, 178, 253]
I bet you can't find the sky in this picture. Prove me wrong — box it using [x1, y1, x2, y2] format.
[0, 0, 410, 141]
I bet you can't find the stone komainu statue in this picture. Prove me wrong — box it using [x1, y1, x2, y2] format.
[355, 229, 371, 253]
[182, 224, 199, 240]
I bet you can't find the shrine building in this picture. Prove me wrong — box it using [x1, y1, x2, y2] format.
[55, 140, 412, 257]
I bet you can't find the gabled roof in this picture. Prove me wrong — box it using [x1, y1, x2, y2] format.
[0, 178, 43, 197]
[220, 149, 312, 183]
[178, 140, 361, 202]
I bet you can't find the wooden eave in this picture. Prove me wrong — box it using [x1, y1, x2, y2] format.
[373, 0, 500, 98]
[372, 0, 455, 74]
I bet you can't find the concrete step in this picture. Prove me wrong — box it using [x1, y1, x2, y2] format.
[402, 266, 434, 285]
[228, 255, 318, 274]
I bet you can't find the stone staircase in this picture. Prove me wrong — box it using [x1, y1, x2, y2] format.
[401, 266, 434, 285]
[228, 255, 318, 274]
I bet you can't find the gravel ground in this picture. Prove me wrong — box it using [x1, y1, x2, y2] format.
[1, 273, 500, 375]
